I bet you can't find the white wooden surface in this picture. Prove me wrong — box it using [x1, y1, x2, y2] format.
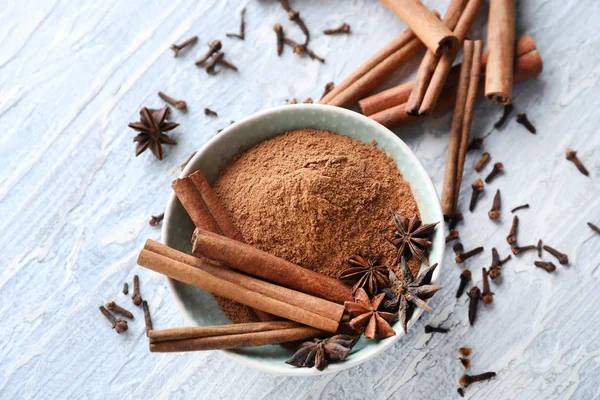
[1, 0, 599, 399]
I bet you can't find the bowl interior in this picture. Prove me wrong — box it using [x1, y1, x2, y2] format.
[162, 104, 445, 375]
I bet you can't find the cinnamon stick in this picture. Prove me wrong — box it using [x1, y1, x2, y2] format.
[148, 321, 303, 342]
[485, 0, 516, 104]
[149, 326, 326, 352]
[144, 239, 345, 322]
[137, 249, 340, 332]
[381, 0, 458, 55]
[192, 229, 353, 304]
[360, 35, 537, 116]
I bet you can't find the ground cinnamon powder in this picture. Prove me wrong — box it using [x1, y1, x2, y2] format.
[212, 129, 420, 323]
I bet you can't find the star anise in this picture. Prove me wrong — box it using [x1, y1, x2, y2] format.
[387, 256, 443, 334]
[128, 106, 178, 160]
[345, 288, 397, 340]
[391, 212, 439, 265]
[339, 256, 391, 296]
[285, 334, 359, 371]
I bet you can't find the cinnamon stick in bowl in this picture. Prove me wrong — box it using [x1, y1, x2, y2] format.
[485, 0, 516, 104]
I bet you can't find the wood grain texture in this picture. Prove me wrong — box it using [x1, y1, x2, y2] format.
[0, 0, 599, 398]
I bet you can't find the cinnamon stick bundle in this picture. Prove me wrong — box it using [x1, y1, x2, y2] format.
[381, 0, 458, 55]
[149, 326, 326, 352]
[485, 0, 516, 104]
[360, 35, 537, 116]
[441, 40, 483, 218]
[148, 321, 303, 342]
[144, 239, 345, 322]
[137, 249, 341, 332]
[406, 0, 483, 116]
[192, 229, 353, 304]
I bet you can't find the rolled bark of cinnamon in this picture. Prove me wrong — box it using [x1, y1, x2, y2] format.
[485, 0, 516, 104]
[148, 321, 304, 343]
[192, 229, 354, 304]
[144, 239, 345, 322]
[149, 326, 326, 352]
[381, 0, 458, 55]
[137, 249, 340, 332]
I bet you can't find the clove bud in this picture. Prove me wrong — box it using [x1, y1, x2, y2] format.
[459, 372, 497, 387]
[506, 215, 519, 244]
[469, 179, 484, 212]
[566, 148, 589, 176]
[99, 306, 128, 333]
[195, 40, 222, 65]
[543, 245, 569, 265]
[474, 152, 491, 172]
[488, 189, 501, 220]
[534, 261, 556, 273]
[456, 269, 471, 298]
[481, 268, 494, 304]
[467, 287, 481, 326]
[485, 162, 504, 184]
[456, 247, 484, 263]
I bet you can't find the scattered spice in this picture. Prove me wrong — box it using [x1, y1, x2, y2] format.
[516, 113, 536, 133]
[511, 203, 529, 213]
[588, 222, 600, 235]
[467, 138, 484, 152]
[446, 230, 459, 243]
[226, 8, 246, 40]
[537, 239, 543, 257]
[458, 357, 471, 369]
[453, 242, 464, 254]
[457, 388, 465, 397]
[273, 24, 285, 55]
[469, 179, 484, 212]
[170, 36, 198, 57]
[534, 261, 556, 273]
[132, 275, 142, 306]
[460, 372, 497, 387]
[283, 38, 325, 63]
[181, 151, 197, 171]
[512, 243, 539, 255]
[106, 301, 134, 319]
[424, 325, 449, 334]
[286, 334, 359, 371]
[286, 98, 297, 104]
[484, 162, 504, 183]
[303, 97, 313, 104]
[488, 189, 501, 220]
[467, 286, 480, 326]
[99, 306, 128, 333]
[506, 215, 518, 244]
[158, 92, 187, 110]
[456, 247, 484, 263]
[122, 282, 129, 295]
[206, 52, 238, 74]
[566, 148, 589, 176]
[474, 152, 491, 172]
[458, 347, 472, 356]
[488, 248, 506, 279]
[323, 23, 351, 35]
[143, 300, 153, 336]
[149, 213, 164, 227]
[481, 268, 494, 304]
[543, 245, 569, 265]
[456, 269, 471, 298]
[204, 108, 218, 117]
[339, 256, 390, 296]
[280, 0, 310, 45]
[195, 40, 222, 66]
[320, 82, 335, 100]
[494, 104, 514, 129]
[345, 288, 397, 339]
[128, 107, 178, 160]
[391, 212, 438, 265]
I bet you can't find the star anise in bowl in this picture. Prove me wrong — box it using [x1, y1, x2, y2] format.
[383, 256, 442, 334]
[339, 256, 391, 296]
[345, 288, 398, 340]
[285, 334, 359, 371]
[391, 212, 439, 265]
[128, 106, 178, 160]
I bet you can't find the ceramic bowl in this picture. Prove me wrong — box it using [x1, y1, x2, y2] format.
[162, 104, 445, 376]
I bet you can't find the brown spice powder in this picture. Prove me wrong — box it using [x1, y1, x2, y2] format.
[213, 129, 420, 323]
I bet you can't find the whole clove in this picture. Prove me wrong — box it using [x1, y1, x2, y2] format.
[456, 247, 484, 263]
[446, 230, 459, 243]
[488, 189, 501, 220]
[485, 162, 504, 183]
[506, 215, 519, 244]
[459, 372, 497, 387]
[456, 269, 472, 298]
[494, 104, 514, 129]
[323, 23, 351, 35]
[205, 53, 224, 74]
[181, 151, 197, 171]
[467, 137, 484, 151]
[469, 179, 484, 212]
[512, 244, 537, 255]
[143, 300, 153, 336]
[511, 203, 529, 213]
[132, 275, 142, 306]
[303, 98, 313, 104]
[458, 347, 472, 356]
[170, 36, 198, 57]
[122, 282, 129, 295]
[226, 8, 246, 40]
[280, 0, 310, 45]
[516, 113, 536, 133]
[273, 24, 285, 56]
[213, 53, 238, 72]
[481, 268, 494, 304]
[195, 40, 222, 66]
[474, 152, 491, 172]
[320, 82, 335, 100]
[453, 242, 464, 254]
[457, 357, 471, 369]
[424, 325, 449, 334]
[543, 245, 569, 265]
[537, 239, 543, 257]
[467, 287, 481, 326]
[566, 148, 589, 176]
[534, 261, 556, 273]
[158, 92, 187, 110]
[106, 301, 134, 319]
[149, 213, 164, 227]
[204, 108, 218, 117]
[283, 38, 325, 63]
[489, 247, 510, 279]
[589, 222, 600, 235]
[99, 306, 128, 333]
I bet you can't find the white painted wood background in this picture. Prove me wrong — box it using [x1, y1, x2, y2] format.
[1, 0, 599, 398]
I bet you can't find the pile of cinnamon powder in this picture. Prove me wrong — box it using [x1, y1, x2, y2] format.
[213, 129, 420, 323]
